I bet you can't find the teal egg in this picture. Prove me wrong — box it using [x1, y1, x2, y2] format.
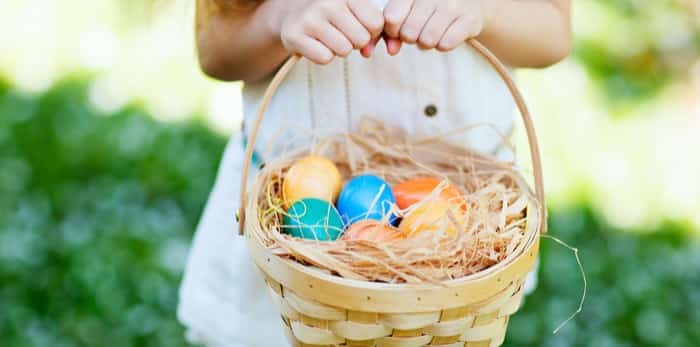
[283, 198, 345, 241]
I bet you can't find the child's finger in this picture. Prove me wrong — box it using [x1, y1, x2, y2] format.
[418, 8, 457, 49]
[360, 36, 380, 58]
[386, 37, 402, 55]
[311, 23, 354, 57]
[384, 0, 413, 38]
[295, 36, 335, 65]
[437, 15, 477, 52]
[329, 6, 372, 49]
[348, 0, 385, 39]
[400, 0, 438, 44]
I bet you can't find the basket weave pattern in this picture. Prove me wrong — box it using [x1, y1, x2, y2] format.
[265, 274, 525, 347]
[244, 222, 539, 347]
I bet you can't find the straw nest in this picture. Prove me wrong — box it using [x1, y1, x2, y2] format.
[246, 119, 540, 285]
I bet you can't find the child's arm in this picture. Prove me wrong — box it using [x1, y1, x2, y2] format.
[478, 0, 572, 67]
[196, 0, 384, 82]
[195, 0, 289, 82]
[383, 0, 572, 68]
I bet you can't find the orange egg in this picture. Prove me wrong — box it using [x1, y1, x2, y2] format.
[393, 177, 465, 210]
[283, 156, 342, 208]
[342, 220, 405, 242]
[399, 200, 467, 237]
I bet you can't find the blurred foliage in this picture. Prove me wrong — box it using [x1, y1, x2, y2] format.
[0, 77, 225, 347]
[509, 209, 700, 347]
[574, 0, 700, 110]
[1, 79, 698, 346]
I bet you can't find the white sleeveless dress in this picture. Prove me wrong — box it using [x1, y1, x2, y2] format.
[177, 43, 536, 346]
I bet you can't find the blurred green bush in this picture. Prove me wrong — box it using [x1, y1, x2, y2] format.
[0, 78, 225, 347]
[510, 209, 700, 347]
[0, 78, 698, 346]
[574, 0, 699, 111]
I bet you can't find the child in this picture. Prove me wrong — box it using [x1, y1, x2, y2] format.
[179, 0, 571, 346]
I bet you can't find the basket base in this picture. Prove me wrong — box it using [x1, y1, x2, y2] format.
[247, 208, 540, 347]
[268, 272, 523, 347]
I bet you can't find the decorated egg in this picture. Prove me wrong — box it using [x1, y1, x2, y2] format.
[283, 198, 345, 241]
[337, 175, 397, 225]
[393, 177, 465, 210]
[342, 220, 405, 243]
[399, 200, 467, 237]
[283, 156, 342, 207]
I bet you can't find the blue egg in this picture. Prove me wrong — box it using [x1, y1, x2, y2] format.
[283, 198, 345, 241]
[337, 174, 398, 225]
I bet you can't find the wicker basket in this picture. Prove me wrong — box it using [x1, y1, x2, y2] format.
[238, 39, 547, 347]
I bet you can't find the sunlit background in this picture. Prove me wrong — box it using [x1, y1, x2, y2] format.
[1, 1, 698, 346]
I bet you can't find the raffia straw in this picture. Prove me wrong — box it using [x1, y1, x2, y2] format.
[542, 234, 587, 334]
[250, 118, 540, 284]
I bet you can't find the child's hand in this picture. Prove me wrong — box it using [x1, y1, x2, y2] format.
[280, 0, 385, 64]
[383, 0, 486, 52]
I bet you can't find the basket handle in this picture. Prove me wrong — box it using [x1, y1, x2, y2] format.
[238, 38, 547, 235]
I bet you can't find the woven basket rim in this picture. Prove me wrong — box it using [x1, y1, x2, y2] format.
[245, 226, 539, 313]
[244, 186, 541, 312]
[246, 197, 540, 288]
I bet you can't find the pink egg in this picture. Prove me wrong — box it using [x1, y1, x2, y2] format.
[342, 220, 405, 243]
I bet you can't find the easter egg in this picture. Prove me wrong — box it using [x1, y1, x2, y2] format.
[393, 177, 464, 210]
[337, 175, 397, 225]
[283, 198, 344, 241]
[342, 220, 405, 243]
[283, 156, 342, 207]
[399, 200, 467, 237]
